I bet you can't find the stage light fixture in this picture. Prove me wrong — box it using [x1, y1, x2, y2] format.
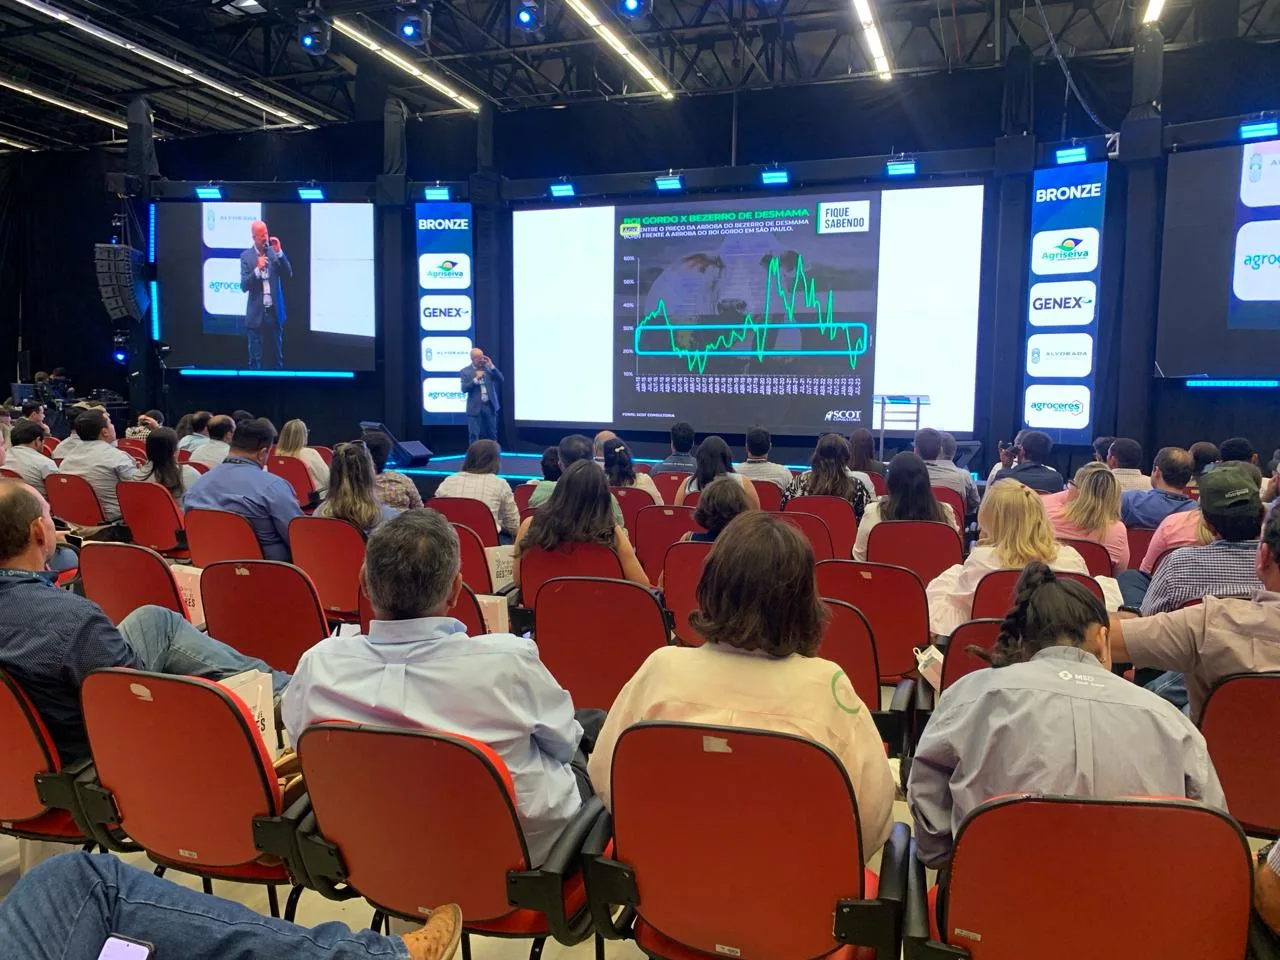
[194, 184, 223, 199]
[330, 18, 480, 113]
[0, 75, 127, 130]
[112, 332, 129, 365]
[0, 134, 38, 151]
[299, 21, 331, 54]
[562, 0, 673, 99]
[617, 0, 649, 19]
[423, 185, 451, 200]
[550, 182, 576, 198]
[1055, 145, 1088, 165]
[760, 168, 790, 186]
[297, 185, 326, 200]
[1186, 379, 1279, 389]
[398, 6, 428, 45]
[655, 174, 683, 191]
[515, 1, 540, 31]
[1140, 0, 1164, 21]
[1240, 120, 1279, 142]
[885, 159, 916, 176]
[850, 0, 892, 79]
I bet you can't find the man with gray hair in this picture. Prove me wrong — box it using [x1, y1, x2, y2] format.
[915, 428, 979, 516]
[282, 508, 588, 865]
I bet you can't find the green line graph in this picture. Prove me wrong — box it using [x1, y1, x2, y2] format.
[633, 253, 869, 374]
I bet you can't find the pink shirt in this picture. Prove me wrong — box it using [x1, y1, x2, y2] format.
[1040, 490, 1130, 572]
[1140, 510, 1202, 575]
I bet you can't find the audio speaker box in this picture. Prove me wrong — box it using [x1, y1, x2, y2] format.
[94, 244, 150, 322]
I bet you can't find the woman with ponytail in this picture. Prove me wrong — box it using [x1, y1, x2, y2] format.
[906, 561, 1226, 869]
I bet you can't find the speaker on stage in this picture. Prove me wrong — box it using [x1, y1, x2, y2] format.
[94, 244, 150, 323]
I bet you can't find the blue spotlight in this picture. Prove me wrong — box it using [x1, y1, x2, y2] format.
[1240, 120, 1279, 142]
[654, 174, 683, 191]
[1055, 146, 1089, 165]
[618, 0, 648, 17]
[423, 186, 451, 200]
[760, 169, 790, 186]
[885, 160, 917, 177]
[550, 182, 576, 198]
[297, 186, 325, 200]
[515, 2, 540, 31]
[194, 185, 222, 199]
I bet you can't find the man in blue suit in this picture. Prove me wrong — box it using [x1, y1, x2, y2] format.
[239, 220, 292, 369]
[459, 347, 503, 443]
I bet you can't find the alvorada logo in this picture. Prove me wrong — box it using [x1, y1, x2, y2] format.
[1028, 400, 1084, 415]
[1251, 153, 1264, 184]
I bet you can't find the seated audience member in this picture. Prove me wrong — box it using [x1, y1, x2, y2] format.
[528, 434, 624, 525]
[134, 427, 201, 508]
[513, 460, 648, 588]
[988, 430, 1064, 494]
[589, 512, 895, 856]
[20, 399, 50, 436]
[1092, 435, 1116, 463]
[685, 475, 752, 543]
[650, 420, 697, 476]
[1257, 845, 1280, 948]
[854, 452, 958, 561]
[172, 413, 193, 442]
[1121, 446, 1197, 529]
[927, 480, 1088, 637]
[57, 409, 136, 521]
[435, 439, 520, 539]
[1040, 461, 1129, 571]
[5, 419, 57, 496]
[123, 409, 163, 440]
[1136, 509, 1211, 579]
[782, 433, 873, 516]
[189, 414, 236, 470]
[365, 431, 424, 512]
[284, 509, 589, 865]
[1107, 437, 1150, 492]
[736, 425, 795, 491]
[920, 429, 980, 515]
[539, 445, 562, 482]
[907, 562, 1225, 869]
[0, 853, 462, 960]
[849, 427, 887, 477]
[986, 430, 1028, 488]
[50, 428, 85, 460]
[0, 408, 11, 450]
[183, 418, 302, 561]
[592, 430, 618, 462]
[274, 418, 329, 495]
[176, 410, 213, 453]
[602, 438, 663, 504]
[1137, 466, 1264, 616]
[1188, 440, 1220, 490]
[677, 436, 761, 509]
[1110, 510, 1280, 720]
[232, 409, 255, 424]
[1219, 435, 1264, 488]
[0, 480, 290, 762]
[316, 442, 398, 535]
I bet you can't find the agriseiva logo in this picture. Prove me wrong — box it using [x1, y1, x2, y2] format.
[1031, 228, 1099, 276]
[419, 253, 471, 290]
[824, 409, 862, 423]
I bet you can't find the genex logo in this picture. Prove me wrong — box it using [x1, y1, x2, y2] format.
[824, 410, 862, 423]
[1034, 183, 1103, 203]
[1029, 280, 1096, 326]
[420, 295, 472, 331]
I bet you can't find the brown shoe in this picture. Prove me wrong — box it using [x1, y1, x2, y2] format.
[401, 903, 463, 960]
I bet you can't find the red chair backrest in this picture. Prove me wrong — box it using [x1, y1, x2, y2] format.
[41, 437, 58, 458]
[942, 795, 1251, 958]
[309, 445, 333, 466]
[513, 483, 535, 511]
[650, 471, 690, 504]
[869, 472, 887, 496]
[447, 583, 488, 636]
[0, 669, 61, 822]
[682, 489, 701, 507]
[634, 505, 700, 581]
[200, 561, 328, 673]
[0, 468, 20, 479]
[753, 482, 783, 512]
[1058, 537, 1114, 577]
[453, 523, 495, 594]
[520, 543, 623, 606]
[611, 485, 657, 535]
[611, 723, 869, 960]
[81, 669, 282, 868]
[430, 497, 498, 548]
[972, 569, 1103, 620]
[185, 509, 264, 568]
[866, 520, 963, 586]
[176, 448, 192, 463]
[519, 506, 538, 525]
[770, 510, 834, 561]
[535, 577, 668, 708]
[45, 473, 106, 526]
[266, 456, 317, 508]
[662, 540, 713, 646]
[117, 438, 145, 455]
[1151, 545, 1181, 577]
[785, 496, 858, 558]
[187, 461, 209, 474]
[116, 481, 186, 553]
[299, 724, 529, 921]
[941, 619, 1000, 690]
[1199, 672, 1280, 837]
[818, 599, 880, 708]
[289, 516, 366, 617]
[635, 462, 652, 474]
[80, 542, 186, 626]
[932, 487, 966, 525]
[1126, 526, 1156, 565]
[358, 588, 374, 633]
[815, 560, 929, 681]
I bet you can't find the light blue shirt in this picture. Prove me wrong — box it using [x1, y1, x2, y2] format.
[177, 433, 209, 453]
[182, 457, 302, 561]
[58, 440, 136, 521]
[282, 616, 584, 865]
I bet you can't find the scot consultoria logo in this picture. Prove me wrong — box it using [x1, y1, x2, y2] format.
[824, 409, 862, 423]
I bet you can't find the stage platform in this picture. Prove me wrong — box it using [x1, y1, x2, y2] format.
[401, 451, 829, 482]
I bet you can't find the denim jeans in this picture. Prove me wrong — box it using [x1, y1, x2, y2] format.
[118, 606, 291, 697]
[1145, 669, 1191, 715]
[1116, 569, 1151, 609]
[0, 852, 409, 959]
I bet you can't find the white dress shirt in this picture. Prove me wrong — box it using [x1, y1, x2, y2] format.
[51, 435, 83, 460]
[7, 444, 58, 496]
[135, 463, 202, 509]
[189, 440, 231, 470]
[436, 471, 520, 536]
[177, 433, 209, 453]
[1112, 468, 1152, 493]
[57, 440, 137, 520]
[282, 616, 584, 865]
[735, 459, 795, 491]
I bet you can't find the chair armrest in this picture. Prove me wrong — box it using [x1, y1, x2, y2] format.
[833, 822, 910, 957]
[253, 792, 313, 887]
[872, 678, 916, 759]
[70, 766, 140, 854]
[902, 840, 968, 959]
[580, 810, 637, 942]
[877, 822, 911, 906]
[506, 797, 603, 946]
[498, 581, 519, 598]
[295, 810, 360, 902]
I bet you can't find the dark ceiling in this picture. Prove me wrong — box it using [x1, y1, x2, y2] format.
[0, 0, 1276, 151]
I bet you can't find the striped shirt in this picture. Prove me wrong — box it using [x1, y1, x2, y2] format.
[1140, 538, 1263, 616]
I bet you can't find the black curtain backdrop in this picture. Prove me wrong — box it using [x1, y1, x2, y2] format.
[2, 39, 1279, 453]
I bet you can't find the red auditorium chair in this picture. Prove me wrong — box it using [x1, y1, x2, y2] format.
[519, 506, 538, 525]
[1126, 526, 1157, 566]
[634, 462, 652, 474]
[611, 485, 656, 534]
[816, 560, 929, 683]
[116, 481, 188, 558]
[535, 577, 668, 709]
[45, 473, 107, 527]
[296, 724, 601, 954]
[904, 795, 1251, 959]
[681, 489, 701, 508]
[869, 472, 888, 496]
[200, 561, 328, 673]
[41, 437, 58, 458]
[971, 569, 1103, 620]
[289, 515, 366, 621]
[453, 522, 496, 594]
[770, 510, 834, 561]
[1150, 545, 1182, 577]
[514, 483, 536, 512]
[650, 471, 690, 505]
[1198, 672, 1280, 838]
[448, 583, 488, 636]
[80, 542, 187, 625]
[786, 495, 858, 558]
[267, 456, 320, 511]
[0, 467, 20, 479]
[185, 509, 264, 568]
[820, 598, 914, 755]
[940, 619, 1000, 691]
[80, 670, 305, 920]
[177, 449, 192, 463]
[188, 461, 210, 474]
[634, 505, 700, 581]
[519, 544, 623, 606]
[117, 439, 146, 457]
[753, 481, 783, 512]
[430, 497, 499, 547]
[932, 486, 966, 526]
[661, 540, 712, 646]
[1058, 537, 1114, 577]
[309, 445, 334, 466]
[584, 723, 910, 959]
[866, 520, 963, 587]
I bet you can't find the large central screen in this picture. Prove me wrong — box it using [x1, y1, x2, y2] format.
[512, 184, 986, 435]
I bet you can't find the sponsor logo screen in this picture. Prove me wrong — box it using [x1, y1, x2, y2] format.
[416, 202, 476, 424]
